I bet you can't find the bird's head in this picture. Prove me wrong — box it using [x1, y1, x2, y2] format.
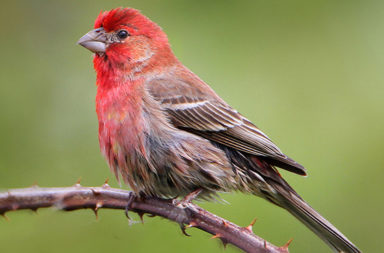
[78, 8, 171, 67]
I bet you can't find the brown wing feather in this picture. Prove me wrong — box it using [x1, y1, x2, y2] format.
[147, 74, 306, 175]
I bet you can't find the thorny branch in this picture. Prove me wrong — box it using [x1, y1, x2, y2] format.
[0, 183, 290, 253]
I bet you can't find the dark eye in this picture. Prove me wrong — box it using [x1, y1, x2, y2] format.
[117, 30, 129, 39]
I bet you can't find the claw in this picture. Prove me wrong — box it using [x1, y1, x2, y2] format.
[124, 192, 136, 221]
[180, 224, 191, 236]
[125, 202, 132, 220]
[137, 211, 145, 224]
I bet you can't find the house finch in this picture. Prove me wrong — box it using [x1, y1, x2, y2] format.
[78, 8, 360, 253]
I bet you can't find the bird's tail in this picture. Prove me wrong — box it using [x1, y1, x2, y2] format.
[269, 182, 361, 253]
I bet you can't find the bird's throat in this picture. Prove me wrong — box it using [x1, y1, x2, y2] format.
[96, 76, 146, 174]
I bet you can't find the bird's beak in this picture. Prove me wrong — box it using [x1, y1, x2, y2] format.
[77, 27, 107, 53]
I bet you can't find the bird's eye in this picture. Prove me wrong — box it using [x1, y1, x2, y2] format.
[117, 30, 129, 39]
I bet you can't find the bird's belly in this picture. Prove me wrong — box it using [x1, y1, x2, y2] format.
[99, 120, 236, 197]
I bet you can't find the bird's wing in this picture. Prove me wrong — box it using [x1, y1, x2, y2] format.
[147, 75, 306, 175]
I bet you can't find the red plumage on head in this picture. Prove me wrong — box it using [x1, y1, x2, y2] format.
[93, 8, 165, 40]
[92, 7, 173, 80]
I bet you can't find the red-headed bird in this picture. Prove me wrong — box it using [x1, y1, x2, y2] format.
[78, 8, 360, 253]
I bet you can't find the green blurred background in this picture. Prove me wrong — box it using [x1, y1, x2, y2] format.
[0, 0, 383, 252]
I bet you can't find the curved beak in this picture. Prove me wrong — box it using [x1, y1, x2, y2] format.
[77, 27, 107, 53]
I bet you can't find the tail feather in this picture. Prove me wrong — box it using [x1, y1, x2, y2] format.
[271, 183, 361, 253]
[220, 146, 360, 252]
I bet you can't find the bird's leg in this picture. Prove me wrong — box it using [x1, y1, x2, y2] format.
[174, 189, 203, 208]
[124, 191, 137, 220]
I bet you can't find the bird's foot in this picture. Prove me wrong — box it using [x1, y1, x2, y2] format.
[124, 191, 137, 220]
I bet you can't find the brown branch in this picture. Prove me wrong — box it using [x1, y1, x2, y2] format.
[0, 184, 290, 253]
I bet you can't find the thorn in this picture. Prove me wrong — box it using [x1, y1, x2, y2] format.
[184, 189, 202, 203]
[95, 201, 103, 210]
[180, 224, 190, 236]
[220, 238, 228, 249]
[74, 177, 82, 187]
[30, 181, 38, 188]
[245, 218, 257, 233]
[176, 189, 202, 207]
[281, 238, 293, 250]
[264, 240, 267, 249]
[211, 233, 222, 239]
[93, 201, 103, 220]
[93, 209, 98, 220]
[222, 220, 228, 227]
[187, 221, 197, 228]
[102, 178, 110, 188]
[31, 208, 38, 214]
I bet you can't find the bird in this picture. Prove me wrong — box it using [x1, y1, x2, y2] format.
[77, 7, 360, 253]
